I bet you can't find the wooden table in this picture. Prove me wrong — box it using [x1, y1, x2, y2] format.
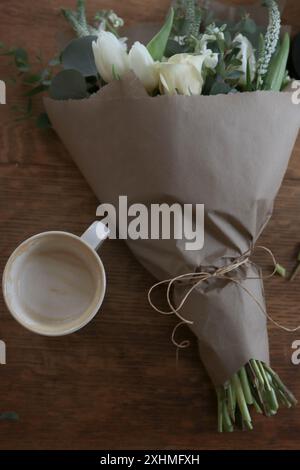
[0, 0, 300, 450]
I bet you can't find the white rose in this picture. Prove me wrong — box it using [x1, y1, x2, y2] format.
[92, 31, 129, 83]
[233, 34, 256, 85]
[159, 52, 218, 96]
[128, 42, 159, 93]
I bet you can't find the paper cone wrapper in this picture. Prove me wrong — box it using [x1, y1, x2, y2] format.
[45, 76, 300, 385]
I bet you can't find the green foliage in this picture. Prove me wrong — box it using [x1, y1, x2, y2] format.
[49, 69, 88, 100]
[94, 10, 124, 37]
[210, 80, 232, 95]
[0, 42, 60, 123]
[256, 0, 281, 89]
[61, 0, 98, 37]
[167, 1, 203, 55]
[61, 35, 98, 77]
[62, 1, 124, 38]
[264, 32, 290, 91]
[0, 0, 290, 129]
[147, 8, 174, 61]
[0, 1, 119, 126]
[171, 0, 202, 38]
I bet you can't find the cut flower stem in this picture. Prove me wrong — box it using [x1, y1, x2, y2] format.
[215, 360, 297, 432]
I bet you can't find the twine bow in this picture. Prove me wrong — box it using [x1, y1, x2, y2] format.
[148, 246, 300, 351]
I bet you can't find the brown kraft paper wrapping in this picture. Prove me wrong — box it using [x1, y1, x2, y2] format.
[45, 75, 300, 385]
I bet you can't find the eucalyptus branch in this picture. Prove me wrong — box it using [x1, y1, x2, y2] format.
[61, 0, 98, 37]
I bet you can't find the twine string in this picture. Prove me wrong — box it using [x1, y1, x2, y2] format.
[148, 246, 300, 353]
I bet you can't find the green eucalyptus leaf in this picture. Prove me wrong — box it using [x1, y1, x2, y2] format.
[217, 39, 225, 54]
[230, 58, 243, 67]
[1, 47, 16, 57]
[243, 18, 257, 35]
[210, 80, 232, 95]
[14, 48, 28, 62]
[49, 69, 88, 100]
[61, 35, 97, 77]
[226, 70, 243, 80]
[14, 48, 29, 71]
[147, 8, 174, 61]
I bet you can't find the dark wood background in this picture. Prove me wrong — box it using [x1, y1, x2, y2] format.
[0, 0, 300, 450]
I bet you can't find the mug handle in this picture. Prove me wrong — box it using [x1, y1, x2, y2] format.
[81, 221, 110, 251]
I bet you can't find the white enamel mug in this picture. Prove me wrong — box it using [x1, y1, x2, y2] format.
[2, 222, 109, 336]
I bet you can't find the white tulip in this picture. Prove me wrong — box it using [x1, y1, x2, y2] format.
[233, 34, 256, 85]
[159, 62, 203, 96]
[92, 31, 129, 83]
[128, 42, 159, 92]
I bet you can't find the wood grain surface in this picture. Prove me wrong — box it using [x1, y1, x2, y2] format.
[0, 0, 300, 450]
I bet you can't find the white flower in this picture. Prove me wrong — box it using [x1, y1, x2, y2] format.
[256, 0, 281, 87]
[107, 11, 124, 29]
[200, 49, 219, 70]
[168, 52, 218, 72]
[128, 42, 159, 92]
[199, 30, 225, 52]
[159, 62, 203, 95]
[158, 52, 218, 96]
[92, 31, 129, 83]
[233, 34, 256, 85]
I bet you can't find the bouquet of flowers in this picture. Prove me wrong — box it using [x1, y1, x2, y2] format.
[4, 0, 300, 432]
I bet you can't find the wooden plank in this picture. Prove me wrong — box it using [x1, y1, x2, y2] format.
[0, 0, 300, 450]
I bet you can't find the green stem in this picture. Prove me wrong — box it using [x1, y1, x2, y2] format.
[252, 397, 263, 414]
[232, 373, 252, 427]
[277, 389, 292, 408]
[222, 399, 234, 432]
[250, 359, 264, 389]
[239, 367, 254, 405]
[216, 387, 223, 433]
[227, 381, 236, 421]
[258, 361, 279, 413]
[263, 364, 298, 406]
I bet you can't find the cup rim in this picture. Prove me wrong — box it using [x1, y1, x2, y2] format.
[2, 231, 106, 336]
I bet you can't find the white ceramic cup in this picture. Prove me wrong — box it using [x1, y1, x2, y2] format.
[2, 222, 109, 336]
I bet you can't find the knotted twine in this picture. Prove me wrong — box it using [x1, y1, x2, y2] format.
[148, 246, 300, 356]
